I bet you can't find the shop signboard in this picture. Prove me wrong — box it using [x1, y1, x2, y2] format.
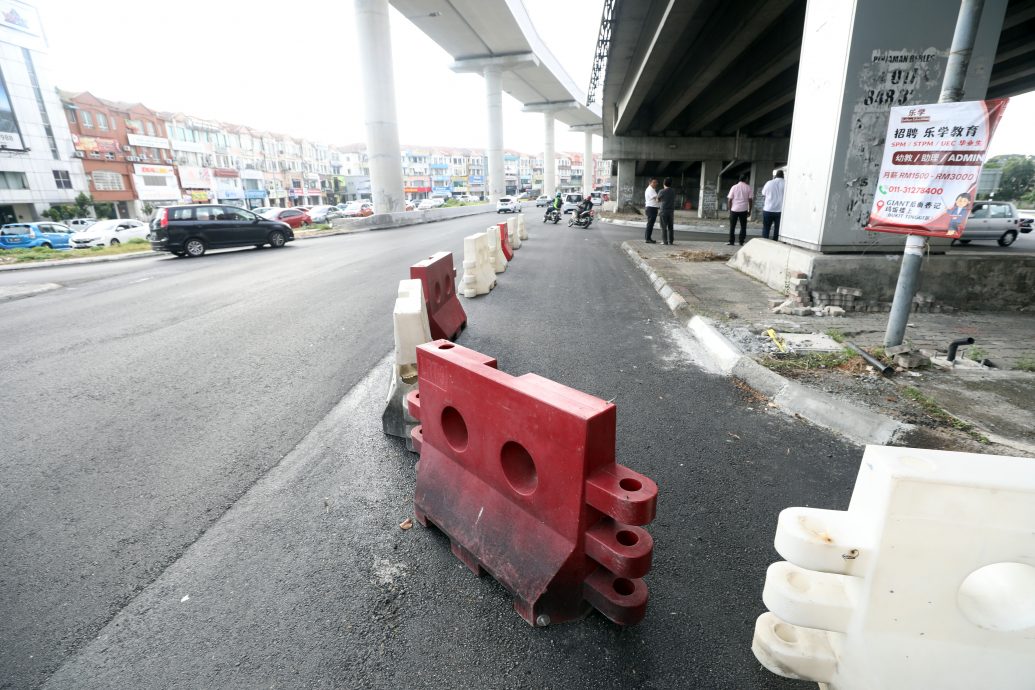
[865, 99, 1009, 239]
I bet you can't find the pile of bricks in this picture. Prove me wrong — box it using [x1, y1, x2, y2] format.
[770, 277, 953, 316]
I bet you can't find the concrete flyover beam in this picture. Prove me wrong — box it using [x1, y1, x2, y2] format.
[603, 136, 789, 163]
[451, 52, 539, 73]
[612, 0, 716, 134]
[521, 100, 578, 114]
[568, 124, 603, 135]
[651, 0, 796, 133]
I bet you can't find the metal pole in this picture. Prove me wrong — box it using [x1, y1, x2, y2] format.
[884, 0, 984, 347]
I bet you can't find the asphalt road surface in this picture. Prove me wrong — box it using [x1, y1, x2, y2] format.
[1, 213, 860, 689]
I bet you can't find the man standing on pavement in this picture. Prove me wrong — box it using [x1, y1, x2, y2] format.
[644, 177, 659, 244]
[761, 169, 785, 241]
[727, 173, 752, 246]
[658, 177, 676, 245]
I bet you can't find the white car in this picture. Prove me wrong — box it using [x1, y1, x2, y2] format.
[70, 219, 148, 248]
[560, 193, 584, 215]
[307, 205, 342, 223]
[535, 195, 550, 207]
[418, 198, 445, 210]
[67, 218, 97, 231]
[496, 197, 519, 213]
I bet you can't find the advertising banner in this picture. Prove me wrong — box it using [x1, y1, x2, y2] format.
[127, 133, 170, 150]
[73, 134, 120, 153]
[178, 166, 212, 189]
[0, 65, 23, 150]
[865, 98, 1008, 238]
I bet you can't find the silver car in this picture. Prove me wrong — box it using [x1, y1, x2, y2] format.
[955, 201, 1028, 247]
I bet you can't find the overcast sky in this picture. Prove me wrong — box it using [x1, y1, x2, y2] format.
[38, 0, 602, 155]
[36, 0, 1033, 159]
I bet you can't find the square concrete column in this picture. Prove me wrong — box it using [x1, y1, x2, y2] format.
[781, 0, 1007, 252]
[616, 159, 636, 209]
[543, 113, 555, 196]
[484, 65, 505, 202]
[698, 160, 721, 219]
[750, 160, 776, 221]
[583, 131, 594, 197]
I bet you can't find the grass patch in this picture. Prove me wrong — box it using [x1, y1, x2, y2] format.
[0, 238, 152, 264]
[1016, 356, 1035, 372]
[901, 386, 990, 444]
[762, 350, 853, 372]
[965, 346, 988, 362]
[824, 328, 846, 343]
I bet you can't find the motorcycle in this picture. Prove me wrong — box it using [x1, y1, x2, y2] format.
[543, 207, 561, 224]
[568, 209, 593, 229]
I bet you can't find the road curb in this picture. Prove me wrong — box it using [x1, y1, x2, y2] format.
[621, 241, 910, 446]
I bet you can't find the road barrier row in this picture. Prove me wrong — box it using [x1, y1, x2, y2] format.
[381, 279, 431, 451]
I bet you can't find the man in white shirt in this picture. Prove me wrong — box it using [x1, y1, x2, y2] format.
[726, 173, 752, 246]
[761, 170, 786, 241]
[644, 178, 659, 244]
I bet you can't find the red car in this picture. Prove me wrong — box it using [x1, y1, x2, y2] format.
[261, 208, 311, 228]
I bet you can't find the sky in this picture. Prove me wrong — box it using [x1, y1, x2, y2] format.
[35, 0, 1033, 160]
[37, 0, 603, 155]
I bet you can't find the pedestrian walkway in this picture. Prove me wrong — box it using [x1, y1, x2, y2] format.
[618, 228, 1035, 456]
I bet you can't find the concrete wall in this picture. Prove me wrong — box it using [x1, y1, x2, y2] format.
[730, 239, 1035, 310]
[328, 202, 497, 231]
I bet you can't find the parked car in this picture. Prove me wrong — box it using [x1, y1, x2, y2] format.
[590, 191, 604, 205]
[535, 195, 551, 207]
[340, 201, 374, 217]
[560, 193, 584, 215]
[0, 222, 74, 250]
[261, 208, 312, 228]
[149, 204, 294, 258]
[496, 196, 519, 213]
[251, 206, 278, 216]
[307, 205, 342, 223]
[417, 198, 440, 210]
[70, 219, 148, 248]
[952, 200, 1027, 247]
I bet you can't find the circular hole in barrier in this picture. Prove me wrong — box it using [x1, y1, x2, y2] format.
[619, 477, 642, 492]
[612, 578, 635, 596]
[500, 441, 538, 495]
[441, 406, 468, 452]
[616, 530, 638, 547]
[433, 280, 443, 304]
[438, 343, 455, 350]
[773, 622, 799, 645]
[958, 562, 1035, 631]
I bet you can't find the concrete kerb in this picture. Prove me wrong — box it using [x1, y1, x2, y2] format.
[620, 241, 910, 446]
[0, 205, 500, 273]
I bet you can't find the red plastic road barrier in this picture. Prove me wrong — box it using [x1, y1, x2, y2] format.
[410, 251, 467, 341]
[406, 341, 658, 627]
[496, 222, 514, 261]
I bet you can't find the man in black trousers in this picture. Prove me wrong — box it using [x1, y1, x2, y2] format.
[644, 177, 659, 243]
[658, 177, 676, 244]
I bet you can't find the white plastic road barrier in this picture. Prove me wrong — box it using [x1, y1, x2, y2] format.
[752, 444, 1035, 690]
[381, 279, 431, 451]
[518, 213, 528, 241]
[485, 226, 508, 274]
[507, 216, 521, 250]
[460, 232, 495, 298]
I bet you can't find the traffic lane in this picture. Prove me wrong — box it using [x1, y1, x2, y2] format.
[0, 213, 496, 689]
[44, 219, 856, 688]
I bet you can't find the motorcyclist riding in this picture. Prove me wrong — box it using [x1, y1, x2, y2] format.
[576, 195, 593, 221]
[552, 191, 563, 213]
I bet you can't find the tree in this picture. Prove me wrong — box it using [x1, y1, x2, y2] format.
[42, 204, 76, 221]
[997, 156, 1035, 201]
[73, 192, 94, 218]
[141, 202, 155, 217]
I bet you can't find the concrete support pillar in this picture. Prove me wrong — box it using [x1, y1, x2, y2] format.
[484, 66, 505, 202]
[583, 131, 594, 197]
[615, 160, 635, 209]
[698, 160, 721, 219]
[781, 0, 1006, 252]
[543, 113, 555, 196]
[750, 160, 776, 221]
[353, 0, 404, 213]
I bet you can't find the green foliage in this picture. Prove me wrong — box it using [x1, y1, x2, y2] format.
[901, 387, 989, 443]
[824, 328, 845, 343]
[42, 204, 76, 221]
[965, 346, 988, 362]
[73, 192, 94, 218]
[1015, 356, 1035, 372]
[141, 202, 155, 216]
[986, 154, 1035, 201]
[93, 203, 115, 219]
[763, 350, 852, 372]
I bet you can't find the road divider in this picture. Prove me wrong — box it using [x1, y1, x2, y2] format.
[381, 279, 431, 451]
[461, 233, 496, 298]
[406, 341, 658, 627]
[518, 213, 528, 241]
[753, 444, 1035, 689]
[486, 226, 508, 274]
[506, 217, 521, 250]
[410, 251, 466, 341]
[497, 222, 514, 261]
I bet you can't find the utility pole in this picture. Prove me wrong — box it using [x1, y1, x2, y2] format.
[883, 0, 985, 346]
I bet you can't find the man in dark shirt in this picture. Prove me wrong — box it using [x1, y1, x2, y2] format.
[658, 177, 676, 244]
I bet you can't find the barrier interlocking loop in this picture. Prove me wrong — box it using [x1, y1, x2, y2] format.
[406, 341, 658, 626]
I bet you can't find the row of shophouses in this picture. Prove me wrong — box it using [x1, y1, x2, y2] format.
[61, 90, 607, 221]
